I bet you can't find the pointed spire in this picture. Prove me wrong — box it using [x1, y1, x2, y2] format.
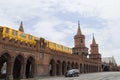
[92, 33, 96, 44]
[77, 20, 82, 35]
[19, 21, 24, 32]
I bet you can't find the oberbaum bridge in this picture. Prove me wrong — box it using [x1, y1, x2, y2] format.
[0, 21, 102, 80]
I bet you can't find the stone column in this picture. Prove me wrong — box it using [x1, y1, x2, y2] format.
[31, 62, 35, 78]
[84, 64, 85, 73]
[82, 64, 84, 73]
[33, 62, 38, 77]
[6, 58, 14, 80]
[65, 64, 67, 74]
[59, 63, 62, 75]
[54, 61, 56, 76]
[80, 64, 82, 73]
[20, 59, 27, 79]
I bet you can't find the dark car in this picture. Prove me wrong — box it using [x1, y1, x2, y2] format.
[65, 69, 79, 77]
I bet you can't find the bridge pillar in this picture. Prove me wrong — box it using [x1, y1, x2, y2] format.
[6, 58, 14, 80]
[20, 59, 27, 79]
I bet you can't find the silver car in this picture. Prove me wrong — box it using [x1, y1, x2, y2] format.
[65, 69, 79, 77]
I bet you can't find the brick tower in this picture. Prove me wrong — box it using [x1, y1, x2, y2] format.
[89, 34, 101, 61]
[72, 21, 88, 58]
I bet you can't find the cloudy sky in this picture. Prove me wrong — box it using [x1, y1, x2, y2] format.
[0, 0, 120, 65]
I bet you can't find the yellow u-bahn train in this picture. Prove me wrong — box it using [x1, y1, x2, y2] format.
[0, 26, 40, 45]
[45, 40, 72, 53]
[0, 26, 72, 53]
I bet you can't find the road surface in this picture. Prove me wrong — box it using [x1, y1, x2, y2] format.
[23, 72, 120, 80]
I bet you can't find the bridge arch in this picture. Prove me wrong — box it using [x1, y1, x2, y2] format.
[13, 54, 24, 79]
[56, 60, 61, 75]
[67, 61, 71, 70]
[26, 56, 35, 78]
[49, 59, 55, 76]
[0, 52, 11, 79]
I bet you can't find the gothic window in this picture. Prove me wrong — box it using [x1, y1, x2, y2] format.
[82, 52, 84, 55]
[41, 42, 43, 46]
[20, 33, 26, 38]
[12, 30, 17, 36]
[28, 35, 32, 40]
[81, 39, 83, 43]
[5, 28, 9, 33]
[40, 53, 44, 59]
[77, 52, 78, 55]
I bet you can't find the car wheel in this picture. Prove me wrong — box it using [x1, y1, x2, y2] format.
[77, 73, 79, 77]
[74, 73, 76, 77]
[72, 74, 74, 77]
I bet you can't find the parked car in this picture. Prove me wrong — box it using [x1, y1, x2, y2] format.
[65, 69, 79, 77]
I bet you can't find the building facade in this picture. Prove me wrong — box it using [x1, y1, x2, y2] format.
[102, 57, 118, 71]
[0, 22, 102, 80]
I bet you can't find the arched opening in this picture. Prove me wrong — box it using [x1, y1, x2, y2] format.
[49, 59, 55, 76]
[26, 56, 35, 78]
[67, 62, 71, 70]
[13, 57, 21, 79]
[102, 64, 109, 71]
[0, 53, 10, 79]
[71, 62, 75, 69]
[62, 61, 66, 75]
[75, 63, 78, 69]
[56, 60, 61, 75]
[13, 55, 24, 79]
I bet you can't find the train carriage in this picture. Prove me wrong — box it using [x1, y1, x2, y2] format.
[0, 26, 71, 53]
[45, 40, 72, 54]
[0, 26, 40, 45]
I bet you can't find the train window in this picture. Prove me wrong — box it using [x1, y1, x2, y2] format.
[20, 33, 26, 38]
[12, 30, 17, 36]
[28, 35, 32, 40]
[0, 28, 3, 33]
[58, 45, 61, 48]
[6, 28, 9, 33]
[50, 42, 52, 46]
[64, 47, 67, 50]
[34, 37, 39, 41]
[53, 43, 56, 47]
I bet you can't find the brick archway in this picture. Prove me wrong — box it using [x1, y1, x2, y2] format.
[67, 61, 71, 70]
[75, 62, 78, 69]
[13, 55, 24, 79]
[26, 56, 35, 78]
[56, 60, 61, 75]
[49, 59, 55, 76]
[72, 62, 75, 69]
[0, 53, 11, 79]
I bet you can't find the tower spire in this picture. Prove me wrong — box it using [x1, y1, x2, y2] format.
[92, 33, 96, 44]
[90, 33, 101, 61]
[77, 20, 82, 35]
[19, 21, 24, 32]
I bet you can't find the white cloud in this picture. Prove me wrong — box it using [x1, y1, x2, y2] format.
[0, 0, 120, 64]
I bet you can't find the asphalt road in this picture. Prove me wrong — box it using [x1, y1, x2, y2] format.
[23, 72, 120, 80]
